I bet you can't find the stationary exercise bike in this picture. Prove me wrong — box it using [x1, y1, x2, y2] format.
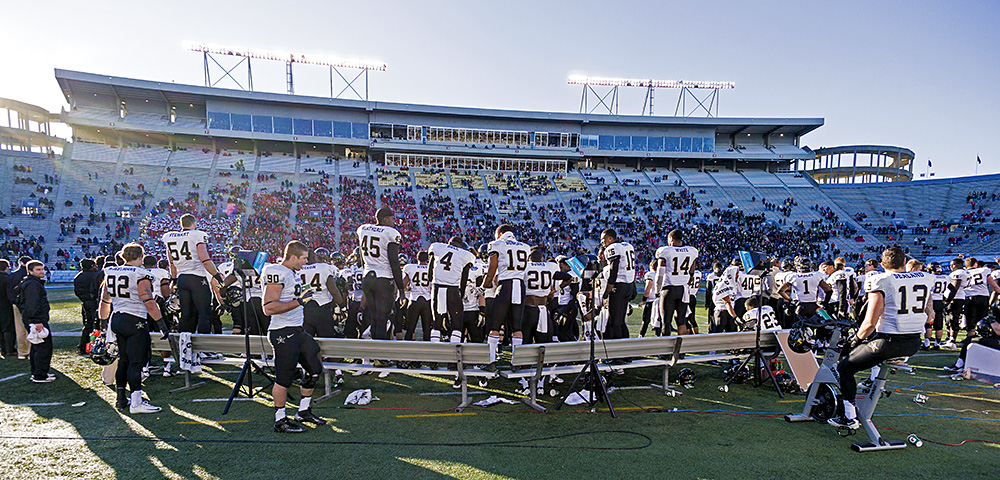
[784, 312, 912, 452]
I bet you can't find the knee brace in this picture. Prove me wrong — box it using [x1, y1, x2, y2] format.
[301, 372, 320, 389]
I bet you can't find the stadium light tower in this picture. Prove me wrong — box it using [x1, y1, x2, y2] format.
[568, 75, 734, 117]
[185, 42, 387, 100]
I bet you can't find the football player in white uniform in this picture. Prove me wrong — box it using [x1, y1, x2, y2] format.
[98, 244, 166, 414]
[142, 255, 175, 376]
[161, 214, 225, 334]
[461, 259, 486, 345]
[821, 261, 852, 318]
[357, 207, 405, 341]
[483, 225, 531, 371]
[704, 262, 724, 329]
[829, 247, 931, 429]
[655, 229, 698, 336]
[924, 263, 949, 350]
[711, 275, 739, 333]
[524, 248, 559, 344]
[300, 248, 345, 339]
[778, 256, 832, 320]
[963, 257, 1000, 334]
[684, 269, 704, 334]
[601, 229, 636, 340]
[428, 237, 477, 347]
[340, 249, 366, 339]
[553, 256, 581, 342]
[740, 295, 779, 331]
[639, 260, 660, 337]
[261, 241, 327, 433]
[402, 251, 432, 342]
[944, 258, 971, 347]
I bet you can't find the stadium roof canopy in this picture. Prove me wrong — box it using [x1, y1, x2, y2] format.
[56, 69, 823, 137]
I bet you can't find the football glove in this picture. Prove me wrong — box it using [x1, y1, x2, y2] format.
[155, 318, 170, 340]
[477, 311, 486, 328]
[296, 285, 315, 306]
[165, 293, 182, 315]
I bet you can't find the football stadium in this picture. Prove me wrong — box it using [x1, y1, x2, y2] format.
[1, 3, 999, 479]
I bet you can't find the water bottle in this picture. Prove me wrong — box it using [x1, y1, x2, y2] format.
[907, 434, 923, 447]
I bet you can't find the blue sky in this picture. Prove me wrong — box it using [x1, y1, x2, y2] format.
[2, 0, 996, 178]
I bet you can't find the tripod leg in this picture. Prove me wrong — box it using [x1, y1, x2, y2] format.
[556, 363, 591, 410]
[222, 361, 252, 415]
[591, 361, 616, 418]
[756, 350, 785, 398]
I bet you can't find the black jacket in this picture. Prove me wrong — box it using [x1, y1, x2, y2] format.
[7, 266, 25, 305]
[0, 271, 12, 318]
[20, 275, 49, 326]
[74, 270, 99, 303]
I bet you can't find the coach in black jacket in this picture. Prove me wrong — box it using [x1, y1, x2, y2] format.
[0, 259, 14, 356]
[74, 259, 100, 355]
[7, 256, 31, 359]
[21, 260, 52, 382]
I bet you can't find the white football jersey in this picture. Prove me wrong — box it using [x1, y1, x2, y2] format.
[643, 271, 657, 301]
[784, 271, 826, 303]
[300, 263, 338, 306]
[428, 242, 477, 287]
[357, 224, 402, 278]
[737, 272, 761, 299]
[712, 279, 737, 310]
[148, 267, 171, 298]
[744, 306, 779, 331]
[948, 269, 971, 300]
[489, 233, 530, 282]
[685, 270, 704, 301]
[603, 242, 636, 284]
[104, 265, 156, 318]
[525, 261, 560, 297]
[930, 274, 950, 301]
[965, 266, 991, 297]
[463, 264, 484, 311]
[656, 245, 699, 287]
[162, 229, 210, 278]
[826, 270, 851, 302]
[218, 261, 234, 279]
[339, 264, 364, 302]
[869, 270, 933, 334]
[262, 264, 304, 330]
[402, 263, 431, 301]
[558, 270, 580, 306]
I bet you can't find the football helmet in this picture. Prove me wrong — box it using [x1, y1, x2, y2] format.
[315, 247, 332, 263]
[477, 243, 489, 260]
[677, 367, 696, 388]
[90, 333, 118, 366]
[331, 252, 346, 266]
[223, 284, 244, 308]
[724, 361, 751, 384]
[794, 256, 812, 272]
[398, 253, 409, 265]
[774, 372, 798, 394]
[976, 317, 998, 338]
[227, 245, 243, 257]
[787, 325, 815, 354]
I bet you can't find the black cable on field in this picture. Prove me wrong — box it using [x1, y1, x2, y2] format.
[0, 430, 652, 450]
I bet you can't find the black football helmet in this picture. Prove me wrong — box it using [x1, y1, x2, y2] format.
[90, 333, 118, 366]
[794, 256, 812, 273]
[976, 317, 998, 338]
[227, 245, 243, 257]
[477, 243, 489, 260]
[331, 251, 346, 266]
[787, 325, 815, 354]
[774, 372, 798, 394]
[315, 247, 332, 263]
[677, 367, 696, 388]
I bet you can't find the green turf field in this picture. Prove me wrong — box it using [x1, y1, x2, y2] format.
[1, 296, 998, 480]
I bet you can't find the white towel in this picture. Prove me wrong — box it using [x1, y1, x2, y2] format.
[473, 395, 519, 407]
[434, 286, 449, 315]
[595, 306, 609, 334]
[178, 332, 202, 374]
[651, 297, 662, 329]
[26, 324, 49, 344]
[536, 305, 549, 334]
[511, 280, 523, 304]
[345, 388, 379, 405]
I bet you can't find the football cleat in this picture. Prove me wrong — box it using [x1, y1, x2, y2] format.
[334, 373, 345, 387]
[478, 377, 488, 388]
[453, 377, 462, 389]
[129, 400, 162, 414]
[827, 415, 859, 430]
[274, 417, 305, 433]
[294, 409, 327, 425]
[943, 365, 961, 373]
[162, 362, 175, 378]
[378, 371, 390, 378]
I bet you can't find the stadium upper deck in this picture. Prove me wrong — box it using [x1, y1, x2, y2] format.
[55, 69, 822, 171]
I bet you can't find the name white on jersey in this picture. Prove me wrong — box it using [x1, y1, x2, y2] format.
[300, 263, 338, 306]
[105, 266, 155, 318]
[526, 262, 560, 297]
[162, 229, 210, 278]
[656, 245, 699, 287]
[428, 243, 476, 287]
[870, 271, 933, 334]
[357, 224, 401, 278]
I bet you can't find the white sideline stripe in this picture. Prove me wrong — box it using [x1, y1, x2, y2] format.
[191, 398, 263, 403]
[616, 385, 653, 390]
[0, 373, 28, 382]
[11, 402, 64, 406]
[418, 391, 489, 396]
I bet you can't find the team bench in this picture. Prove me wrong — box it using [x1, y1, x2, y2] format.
[501, 331, 782, 412]
[152, 335, 493, 409]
